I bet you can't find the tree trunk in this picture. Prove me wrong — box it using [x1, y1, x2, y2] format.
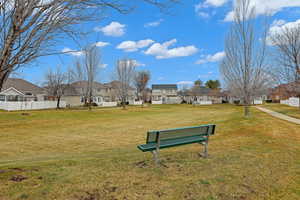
[244, 105, 250, 117]
[56, 96, 61, 109]
[88, 96, 92, 111]
[122, 97, 126, 109]
[0, 70, 10, 91]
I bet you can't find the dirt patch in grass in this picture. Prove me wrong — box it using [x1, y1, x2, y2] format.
[75, 182, 119, 200]
[10, 175, 27, 182]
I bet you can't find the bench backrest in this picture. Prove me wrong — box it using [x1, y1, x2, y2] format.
[146, 124, 215, 144]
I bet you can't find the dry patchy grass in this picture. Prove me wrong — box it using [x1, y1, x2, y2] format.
[0, 104, 299, 200]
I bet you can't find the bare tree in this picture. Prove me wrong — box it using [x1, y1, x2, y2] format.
[0, 0, 178, 90]
[220, 0, 270, 117]
[44, 67, 71, 109]
[115, 59, 135, 109]
[133, 70, 150, 103]
[74, 45, 101, 110]
[270, 23, 300, 105]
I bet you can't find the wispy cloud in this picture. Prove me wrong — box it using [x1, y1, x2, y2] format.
[144, 19, 164, 27]
[177, 81, 194, 85]
[99, 64, 108, 68]
[94, 41, 110, 47]
[195, 0, 228, 18]
[144, 39, 198, 59]
[117, 39, 154, 52]
[224, 0, 300, 22]
[196, 51, 225, 64]
[95, 21, 126, 37]
[62, 47, 83, 57]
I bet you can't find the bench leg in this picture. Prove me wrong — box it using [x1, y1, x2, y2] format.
[204, 141, 208, 158]
[152, 150, 160, 166]
[199, 141, 208, 158]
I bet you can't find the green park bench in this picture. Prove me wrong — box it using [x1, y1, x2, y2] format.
[137, 124, 216, 165]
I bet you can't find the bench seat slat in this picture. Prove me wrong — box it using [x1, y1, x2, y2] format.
[137, 136, 207, 152]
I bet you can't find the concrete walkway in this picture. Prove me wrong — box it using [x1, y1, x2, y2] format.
[255, 106, 300, 125]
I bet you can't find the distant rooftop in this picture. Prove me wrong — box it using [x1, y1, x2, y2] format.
[2, 78, 44, 95]
[152, 84, 177, 90]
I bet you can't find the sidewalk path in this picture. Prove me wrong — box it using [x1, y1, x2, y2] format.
[255, 106, 300, 125]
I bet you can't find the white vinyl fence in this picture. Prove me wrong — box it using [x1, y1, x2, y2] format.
[130, 100, 143, 105]
[193, 101, 213, 105]
[0, 101, 66, 111]
[253, 100, 263, 105]
[99, 102, 117, 107]
[280, 97, 299, 107]
[152, 100, 163, 105]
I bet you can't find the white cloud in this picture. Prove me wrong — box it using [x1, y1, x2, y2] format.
[271, 19, 286, 27]
[267, 19, 300, 45]
[94, 41, 110, 47]
[144, 19, 164, 27]
[132, 60, 146, 67]
[197, 0, 228, 8]
[197, 11, 210, 18]
[95, 21, 126, 37]
[99, 64, 108, 68]
[224, 0, 300, 22]
[177, 81, 194, 85]
[198, 72, 214, 79]
[224, 11, 235, 22]
[144, 39, 198, 59]
[62, 47, 83, 57]
[196, 51, 225, 64]
[195, 0, 228, 17]
[117, 39, 154, 52]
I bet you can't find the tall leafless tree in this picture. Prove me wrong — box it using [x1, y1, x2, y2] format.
[0, 0, 178, 90]
[270, 23, 300, 106]
[44, 67, 72, 109]
[133, 70, 150, 103]
[74, 45, 101, 110]
[220, 0, 270, 117]
[115, 59, 135, 109]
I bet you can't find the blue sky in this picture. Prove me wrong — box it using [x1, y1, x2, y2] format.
[16, 0, 300, 88]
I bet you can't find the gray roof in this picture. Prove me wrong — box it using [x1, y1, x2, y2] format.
[152, 84, 177, 90]
[71, 81, 106, 89]
[2, 78, 44, 95]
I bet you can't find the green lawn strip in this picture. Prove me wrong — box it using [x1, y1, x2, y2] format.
[261, 103, 300, 119]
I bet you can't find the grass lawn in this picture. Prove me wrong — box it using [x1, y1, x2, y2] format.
[261, 103, 300, 119]
[0, 104, 299, 200]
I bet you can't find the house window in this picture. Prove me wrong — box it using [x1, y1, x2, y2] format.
[7, 95, 18, 101]
[0, 95, 5, 101]
[25, 92, 32, 95]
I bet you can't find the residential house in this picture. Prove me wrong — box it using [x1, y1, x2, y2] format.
[0, 78, 45, 102]
[103, 81, 136, 103]
[151, 84, 181, 104]
[268, 82, 300, 102]
[179, 86, 223, 104]
[61, 80, 136, 107]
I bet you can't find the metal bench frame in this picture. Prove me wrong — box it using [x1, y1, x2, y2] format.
[139, 125, 216, 165]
